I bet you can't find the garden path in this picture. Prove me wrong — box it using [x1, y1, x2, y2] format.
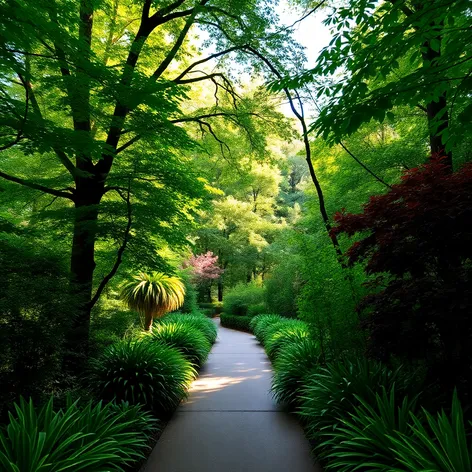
[143, 318, 321, 472]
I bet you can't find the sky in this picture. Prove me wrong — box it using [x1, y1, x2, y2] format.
[276, 1, 332, 68]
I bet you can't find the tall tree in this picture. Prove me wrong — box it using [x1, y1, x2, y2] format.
[0, 0, 296, 366]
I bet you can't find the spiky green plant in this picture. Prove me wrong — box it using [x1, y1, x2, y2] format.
[120, 272, 185, 331]
[161, 313, 218, 344]
[298, 358, 415, 442]
[265, 324, 310, 362]
[271, 337, 320, 407]
[150, 322, 211, 367]
[322, 387, 418, 470]
[250, 314, 283, 343]
[89, 340, 195, 415]
[390, 390, 472, 472]
[0, 397, 156, 472]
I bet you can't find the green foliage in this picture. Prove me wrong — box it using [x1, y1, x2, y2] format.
[179, 272, 199, 315]
[89, 340, 194, 415]
[0, 232, 73, 413]
[250, 314, 283, 343]
[0, 397, 156, 472]
[120, 272, 185, 330]
[149, 322, 211, 368]
[263, 319, 308, 347]
[161, 313, 218, 345]
[223, 282, 266, 316]
[298, 358, 416, 442]
[265, 323, 310, 362]
[265, 258, 300, 317]
[271, 337, 320, 407]
[322, 388, 417, 470]
[390, 391, 472, 472]
[247, 303, 268, 316]
[220, 314, 253, 331]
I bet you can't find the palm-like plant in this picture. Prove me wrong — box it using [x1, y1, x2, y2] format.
[120, 272, 185, 331]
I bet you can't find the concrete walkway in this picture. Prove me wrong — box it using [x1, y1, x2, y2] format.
[144, 319, 320, 472]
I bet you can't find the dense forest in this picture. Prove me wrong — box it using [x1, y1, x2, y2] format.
[1, 0, 472, 470]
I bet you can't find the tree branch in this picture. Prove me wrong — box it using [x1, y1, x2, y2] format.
[173, 46, 243, 82]
[151, 2, 206, 80]
[0, 170, 75, 199]
[339, 141, 392, 189]
[89, 182, 132, 309]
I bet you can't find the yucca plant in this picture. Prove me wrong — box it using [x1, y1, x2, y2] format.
[271, 337, 320, 408]
[150, 322, 211, 368]
[390, 390, 472, 472]
[89, 339, 195, 415]
[322, 387, 418, 470]
[251, 314, 283, 343]
[0, 397, 156, 472]
[161, 313, 218, 344]
[120, 272, 185, 331]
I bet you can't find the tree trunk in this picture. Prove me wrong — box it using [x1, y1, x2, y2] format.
[218, 280, 223, 301]
[420, 22, 452, 168]
[144, 311, 153, 331]
[64, 185, 102, 371]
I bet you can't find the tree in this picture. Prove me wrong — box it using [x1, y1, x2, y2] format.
[120, 272, 185, 331]
[280, 0, 472, 168]
[333, 156, 472, 395]
[0, 0, 296, 365]
[184, 251, 223, 302]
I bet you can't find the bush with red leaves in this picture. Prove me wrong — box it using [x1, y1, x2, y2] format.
[333, 157, 472, 396]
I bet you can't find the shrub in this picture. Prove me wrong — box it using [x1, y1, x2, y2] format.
[251, 314, 283, 343]
[272, 337, 320, 407]
[179, 272, 199, 314]
[390, 390, 472, 472]
[333, 158, 472, 393]
[323, 388, 417, 470]
[263, 318, 308, 347]
[0, 233, 73, 413]
[299, 358, 415, 442]
[223, 282, 266, 316]
[161, 313, 218, 344]
[0, 396, 156, 471]
[248, 303, 268, 317]
[150, 322, 211, 367]
[265, 323, 310, 362]
[265, 259, 301, 317]
[220, 314, 253, 331]
[89, 340, 195, 415]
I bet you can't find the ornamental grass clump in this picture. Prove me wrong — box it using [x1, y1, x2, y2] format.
[161, 312, 218, 344]
[322, 387, 417, 470]
[265, 323, 310, 362]
[250, 314, 283, 343]
[390, 390, 472, 472]
[298, 358, 415, 442]
[89, 339, 195, 415]
[150, 321, 211, 368]
[271, 337, 320, 407]
[0, 397, 156, 472]
[120, 272, 185, 331]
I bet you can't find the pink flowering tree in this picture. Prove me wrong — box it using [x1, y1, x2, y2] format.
[184, 252, 224, 302]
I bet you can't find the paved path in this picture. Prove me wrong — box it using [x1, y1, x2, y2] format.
[144, 319, 320, 472]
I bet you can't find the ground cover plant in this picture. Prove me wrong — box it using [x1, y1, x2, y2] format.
[0, 397, 156, 472]
[89, 340, 195, 415]
[149, 322, 211, 367]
